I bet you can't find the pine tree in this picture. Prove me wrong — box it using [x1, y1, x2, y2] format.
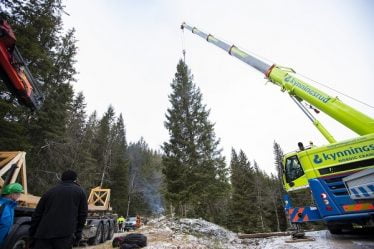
[253, 161, 268, 232]
[163, 59, 229, 219]
[272, 141, 288, 231]
[94, 106, 116, 187]
[273, 141, 284, 181]
[0, 0, 78, 194]
[108, 114, 129, 215]
[61, 93, 99, 189]
[77, 111, 100, 189]
[0, 91, 29, 150]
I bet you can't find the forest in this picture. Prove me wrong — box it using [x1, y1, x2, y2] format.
[0, 0, 301, 233]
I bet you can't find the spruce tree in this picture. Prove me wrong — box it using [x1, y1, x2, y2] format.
[63, 93, 98, 189]
[108, 114, 129, 215]
[229, 149, 262, 233]
[163, 59, 229, 220]
[93, 106, 116, 187]
[273, 141, 284, 181]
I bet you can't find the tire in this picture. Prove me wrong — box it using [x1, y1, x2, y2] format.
[2, 225, 29, 249]
[88, 222, 103, 245]
[114, 221, 119, 233]
[327, 224, 342, 235]
[123, 233, 147, 247]
[112, 236, 124, 247]
[102, 221, 110, 242]
[107, 221, 115, 240]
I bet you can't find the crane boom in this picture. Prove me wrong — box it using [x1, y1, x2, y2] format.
[181, 23, 374, 137]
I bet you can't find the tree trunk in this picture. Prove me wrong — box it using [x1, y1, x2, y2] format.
[126, 174, 136, 217]
[272, 195, 281, 232]
[255, 176, 265, 231]
[238, 231, 290, 239]
[170, 203, 174, 218]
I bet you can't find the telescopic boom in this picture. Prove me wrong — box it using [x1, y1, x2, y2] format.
[181, 23, 374, 138]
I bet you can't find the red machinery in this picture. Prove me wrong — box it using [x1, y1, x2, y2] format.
[0, 19, 43, 110]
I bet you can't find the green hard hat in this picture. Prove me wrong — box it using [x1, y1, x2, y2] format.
[2, 183, 24, 195]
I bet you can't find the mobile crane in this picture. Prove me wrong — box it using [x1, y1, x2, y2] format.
[181, 23, 374, 235]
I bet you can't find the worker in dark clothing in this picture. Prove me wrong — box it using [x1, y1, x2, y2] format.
[29, 170, 88, 249]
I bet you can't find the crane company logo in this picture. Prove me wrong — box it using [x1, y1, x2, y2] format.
[313, 155, 323, 164]
[284, 75, 331, 103]
[313, 144, 374, 164]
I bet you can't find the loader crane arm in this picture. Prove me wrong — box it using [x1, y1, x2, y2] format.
[0, 19, 44, 110]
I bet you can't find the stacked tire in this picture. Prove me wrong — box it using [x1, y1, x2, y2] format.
[112, 233, 147, 249]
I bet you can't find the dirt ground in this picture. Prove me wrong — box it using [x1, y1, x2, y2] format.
[79, 221, 374, 249]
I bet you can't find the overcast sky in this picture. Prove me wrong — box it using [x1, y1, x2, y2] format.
[63, 0, 374, 174]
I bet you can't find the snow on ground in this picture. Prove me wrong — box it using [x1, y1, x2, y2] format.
[84, 216, 374, 249]
[142, 216, 245, 249]
[137, 216, 374, 249]
[257, 231, 330, 249]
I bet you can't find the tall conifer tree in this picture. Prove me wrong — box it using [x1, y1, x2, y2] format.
[163, 60, 229, 220]
[108, 114, 129, 215]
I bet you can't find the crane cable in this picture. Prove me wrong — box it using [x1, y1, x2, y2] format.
[296, 73, 374, 109]
[234, 42, 374, 110]
[181, 27, 186, 62]
[181, 27, 373, 110]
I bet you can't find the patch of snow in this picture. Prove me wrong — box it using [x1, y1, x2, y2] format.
[124, 216, 374, 249]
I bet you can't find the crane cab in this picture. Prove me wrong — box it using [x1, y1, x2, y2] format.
[283, 151, 309, 192]
[282, 134, 374, 192]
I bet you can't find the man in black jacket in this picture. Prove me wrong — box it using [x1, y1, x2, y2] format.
[29, 170, 88, 249]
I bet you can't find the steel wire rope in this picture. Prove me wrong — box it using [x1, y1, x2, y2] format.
[181, 27, 186, 62]
[184, 26, 373, 110]
[295, 73, 374, 109]
[236, 39, 374, 110]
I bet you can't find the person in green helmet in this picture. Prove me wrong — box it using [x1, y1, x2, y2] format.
[0, 183, 23, 245]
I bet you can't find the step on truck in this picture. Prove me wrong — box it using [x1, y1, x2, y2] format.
[181, 23, 374, 235]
